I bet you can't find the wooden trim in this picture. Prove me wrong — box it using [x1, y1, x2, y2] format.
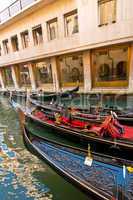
[64, 9, 78, 18]
[98, 0, 115, 4]
[47, 17, 57, 24]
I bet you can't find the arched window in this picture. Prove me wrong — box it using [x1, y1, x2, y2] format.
[116, 61, 127, 80]
[71, 67, 80, 82]
[98, 63, 110, 81]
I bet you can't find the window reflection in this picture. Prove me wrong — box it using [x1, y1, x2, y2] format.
[3, 67, 13, 87]
[58, 54, 83, 86]
[47, 18, 58, 41]
[92, 46, 129, 87]
[98, 0, 116, 26]
[64, 10, 79, 36]
[11, 35, 19, 52]
[35, 60, 53, 85]
[3, 39, 10, 54]
[98, 63, 110, 81]
[32, 25, 43, 45]
[21, 30, 29, 49]
[20, 64, 31, 86]
[116, 61, 127, 80]
[0, 45, 2, 56]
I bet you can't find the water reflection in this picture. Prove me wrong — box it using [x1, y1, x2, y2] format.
[0, 96, 89, 200]
[0, 130, 52, 200]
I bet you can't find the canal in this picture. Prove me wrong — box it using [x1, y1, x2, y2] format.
[0, 96, 90, 200]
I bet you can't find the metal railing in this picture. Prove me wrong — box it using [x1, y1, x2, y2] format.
[0, 0, 37, 24]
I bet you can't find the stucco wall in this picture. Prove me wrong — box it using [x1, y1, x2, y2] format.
[0, 0, 133, 67]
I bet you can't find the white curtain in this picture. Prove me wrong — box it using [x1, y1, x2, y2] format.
[99, 0, 116, 25]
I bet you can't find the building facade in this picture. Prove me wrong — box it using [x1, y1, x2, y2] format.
[0, 0, 133, 94]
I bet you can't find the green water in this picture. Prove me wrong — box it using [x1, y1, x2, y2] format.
[0, 96, 90, 200]
[34, 93, 133, 112]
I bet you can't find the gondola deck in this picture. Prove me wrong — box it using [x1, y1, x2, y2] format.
[27, 112, 133, 151]
[10, 98, 133, 158]
[23, 126, 133, 200]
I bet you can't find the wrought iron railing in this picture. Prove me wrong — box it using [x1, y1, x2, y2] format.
[0, 0, 37, 24]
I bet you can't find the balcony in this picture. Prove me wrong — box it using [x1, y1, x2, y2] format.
[0, 0, 38, 24]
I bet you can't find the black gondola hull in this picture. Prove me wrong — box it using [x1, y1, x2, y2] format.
[23, 126, 127, 200]
[26, 113, 133, 160]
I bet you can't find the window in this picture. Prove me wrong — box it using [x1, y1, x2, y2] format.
[98, 0, 116, 26]
[92, 46, 129, 87]
[58, 54, 84, 86]
[0, 45, 2, 56]
[47, 18, 58, 40]
[21, 30, 29, 49]
[2, 39, 10, 54]
[116, 61, 127, 79]
[32, 25, 43, 45]
[11, 35, 19, 52]
[35, 59, 53, 85]
[20, 64, 31, 86]
[3, 67, 13, 87]
[64, 10, 79, 36]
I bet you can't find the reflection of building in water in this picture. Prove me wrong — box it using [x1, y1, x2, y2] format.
[0, 0, 133, 94]
[0, 145, 52, 200]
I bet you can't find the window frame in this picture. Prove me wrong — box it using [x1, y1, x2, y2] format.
[47, 18, 58, 41]
[2, 39, 10, 54]
[98, 0, 117, 27]
[21, 30, 29, 49]
[57, 52, 84, 87]
[35, 59, 53, 85]
[91, 44, 130, 88]
[64, 9, 79, 37]
[11, 35, 19, 52]
[32, 24, 43, 46]
[19, 64, 31, 87]
[3, 67, 14, 87]
[0, 45, 2, 56]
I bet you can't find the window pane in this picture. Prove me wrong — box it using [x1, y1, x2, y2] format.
[21, 31, 29, 48]
[36, 60, 53, 84]
[92, 46, 129, 86]
[58, 54, 84, 85]
[3, 40, 9, 54]
[20, 65, 31, 86]
[0, 45, 2, 56]
[47, 19, 58, 40]
[3, 68, 13, 87]
[32, 25, 43, 45]
[11, 35, 19, 52]
[99, 0, 116, 25]
[65, 10, 79, 36]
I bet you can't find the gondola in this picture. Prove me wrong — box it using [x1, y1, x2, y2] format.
[22, 124, 133, 200]
[24, 105, 133, 158]
[9, 99, 133, 159]
[30, 85, 79, 102]
[28, 96, 133, 126]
